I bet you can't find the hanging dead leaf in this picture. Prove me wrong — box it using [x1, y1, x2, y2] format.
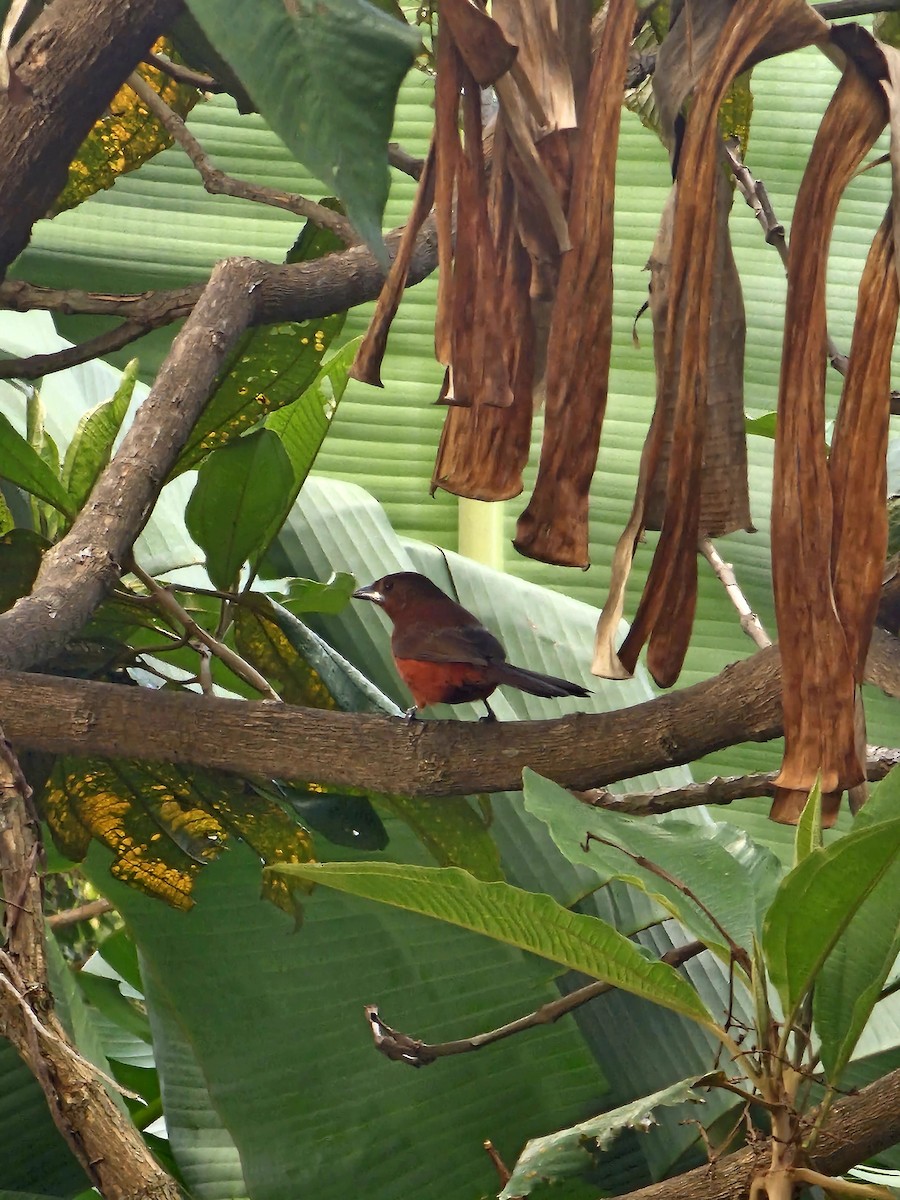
[770, 56, 887, 810]
[514, 0, 633, 567]
[615, 0, 823, 687]
[352, 142, 436, 388]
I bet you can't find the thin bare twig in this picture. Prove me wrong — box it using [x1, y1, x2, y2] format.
[575, 746, 900, 815]
[0, 319, 152, 381]
[47, 898, 114, 928]
[364, 940, 705, 1068]
[584, 833, 752, 973]
[130, 564, 282, 702]
[126, 71, 357, 244]
[483, 1142, 513, 1188]
[699, 537, 772, 649]
[142, 51, 222, 92]
[388, 141, 426, 180]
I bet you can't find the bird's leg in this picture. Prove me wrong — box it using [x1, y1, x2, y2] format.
[403, 706, 419, 721]
[479, 699, 497, 723]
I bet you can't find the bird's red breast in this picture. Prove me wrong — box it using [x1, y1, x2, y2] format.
[392, 657, 499, 709]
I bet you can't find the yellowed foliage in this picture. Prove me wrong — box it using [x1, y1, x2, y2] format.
[42, 746, 319, 910]
[51, 39, 199, 216]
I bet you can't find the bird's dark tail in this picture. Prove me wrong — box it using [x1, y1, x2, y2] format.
[493, 663, 591, 700]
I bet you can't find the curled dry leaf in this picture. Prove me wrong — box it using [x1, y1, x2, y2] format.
[615, 0, 815, 687]
[514, 0, 633, 567]
[432, 1, 584, 497]
[771, 204, 898, 824]
[643, 168, 752, 538]
[770, 52, 888, 814]
[351, 142, 436, 388]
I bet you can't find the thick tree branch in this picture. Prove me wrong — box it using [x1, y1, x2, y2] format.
[2, 629, 895, 796]
[0, 223, 438, 671]
[0, 0, 184, 280]
[0, 647, 779, 793]
[0, 729, 177, 1199]
[619, 1066, 900, 1200]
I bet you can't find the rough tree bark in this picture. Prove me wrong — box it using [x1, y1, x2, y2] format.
[0, 0, 184, 279]
[0, 631, 896, 797]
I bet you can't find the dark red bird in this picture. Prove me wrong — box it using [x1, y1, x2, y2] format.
[352, 571, 590, 719]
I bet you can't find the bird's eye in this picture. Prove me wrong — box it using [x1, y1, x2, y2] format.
[383, 579, 393, 592]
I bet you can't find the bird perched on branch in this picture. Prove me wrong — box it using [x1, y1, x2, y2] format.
[352, 571, 590, 719]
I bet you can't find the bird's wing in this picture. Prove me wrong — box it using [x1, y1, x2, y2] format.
[392, 620, 506, 666]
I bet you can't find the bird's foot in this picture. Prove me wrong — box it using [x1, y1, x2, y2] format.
[403, 707, 419, 721]
[479, 700, 497, 723]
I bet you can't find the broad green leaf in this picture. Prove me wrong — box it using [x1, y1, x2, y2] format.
[745, 412, 778, 438]
[86, 831, 604, 1200]
[0, 529, 46, 613]
[60, 359, 138, 510]
[523, 769, 782, 962]
[185, 428, 294, 590]
[233, 603, 339, 708]
[171, 212, 347, 477]
[272, 783, 389, 851]
[501, 1076, 704, 1199]
[794, 776, 823, 867]
[271, 862, 716, 1028]
[763, 816, 900, 1025]
[0, 1032, 86, 1193]
[815, 769, 900, 1083]
[0, 490, 13, 535]
[276, 572, 356, 615]
[182, 0, 419, 256]
[0, 411, 75, 518]
[374, 794, 503, 882]
[138, 958, 247, 1200]
[251, 596, 401, 714]
[253, 338, 359, 571]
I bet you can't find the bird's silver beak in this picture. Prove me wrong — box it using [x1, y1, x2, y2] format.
[352, 583, 385, 606]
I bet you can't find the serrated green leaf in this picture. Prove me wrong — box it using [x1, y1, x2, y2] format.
[185, 428, 294, 590]
[794, 776, 823, 867]
[181, 0, 419, 258]
[815, 769, 900, 1084]
[270, 862, 716, 1028]
[0, 411, 75, 518]
[501, 1076, 704, 1199]
[763, 815, 900, 1027]
[523, 769, 781, 963]
[60, 359, 138, 510]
